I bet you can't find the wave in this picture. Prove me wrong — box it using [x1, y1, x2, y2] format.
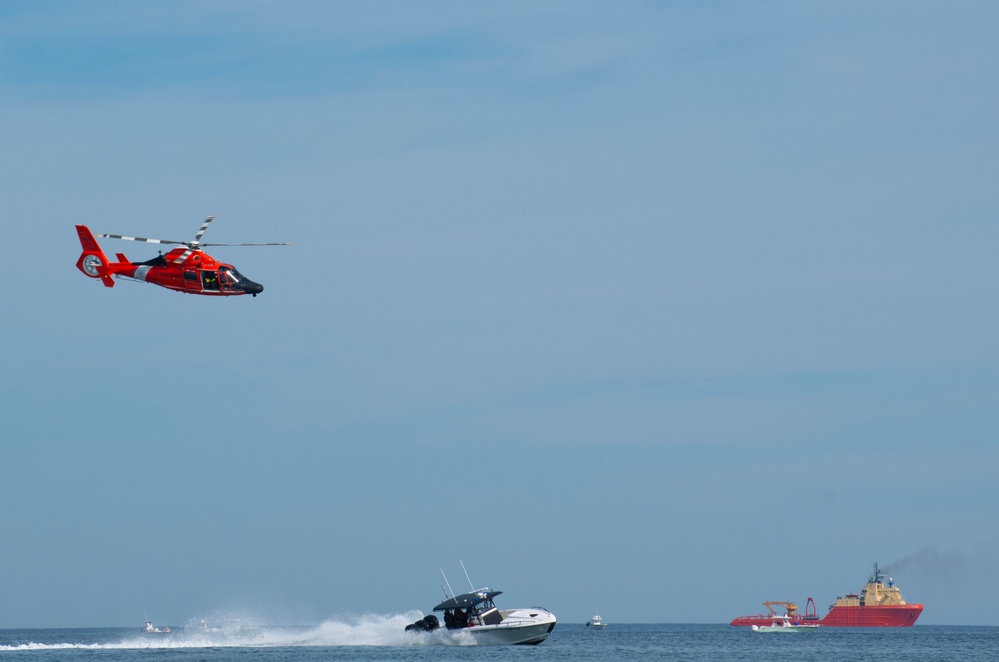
[0, 612, 477, 650]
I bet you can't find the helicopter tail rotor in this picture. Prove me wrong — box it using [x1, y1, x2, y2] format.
[75, 225, 115, 288]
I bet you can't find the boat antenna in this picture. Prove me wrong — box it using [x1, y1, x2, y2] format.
[440, 568, 456, 599]
[460, 559, 475, 590]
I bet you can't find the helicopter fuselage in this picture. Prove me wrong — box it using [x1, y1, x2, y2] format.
[75, 225, 265, 296]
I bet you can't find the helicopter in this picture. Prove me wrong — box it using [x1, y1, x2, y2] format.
[74, 215, 289, 297]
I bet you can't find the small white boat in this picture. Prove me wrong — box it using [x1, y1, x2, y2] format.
[586, 614, 607, 628]
[752, 615, 820, 633]
[142, 620, 171, 634]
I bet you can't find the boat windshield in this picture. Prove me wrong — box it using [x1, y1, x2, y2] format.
[475, 598, 496, 613]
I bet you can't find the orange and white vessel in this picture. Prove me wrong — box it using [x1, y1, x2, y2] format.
[731, 564, 924, 627]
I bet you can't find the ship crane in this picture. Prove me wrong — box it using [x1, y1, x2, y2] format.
[763, 601, 799, 617]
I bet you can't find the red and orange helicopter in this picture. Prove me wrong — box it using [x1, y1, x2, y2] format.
[75, 216, 288, 297]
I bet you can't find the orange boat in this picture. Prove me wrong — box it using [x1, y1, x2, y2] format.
[731, 564, 924, 627]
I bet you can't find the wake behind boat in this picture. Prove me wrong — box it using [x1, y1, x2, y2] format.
[405, 564, 556, 645]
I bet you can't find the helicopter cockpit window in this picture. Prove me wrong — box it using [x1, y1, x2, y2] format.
[219, 266, 240, 284]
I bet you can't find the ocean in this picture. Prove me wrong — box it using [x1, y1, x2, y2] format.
[2, 619, 998, 661]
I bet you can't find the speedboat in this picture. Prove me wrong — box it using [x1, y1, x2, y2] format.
[142, 620, 171, 634]
[406, 587, 556, 645]
[587, 614, 606, 628]
[752, 615, 820, 633]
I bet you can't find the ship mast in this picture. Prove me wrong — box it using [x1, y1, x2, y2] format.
[871, 562, 884, 585]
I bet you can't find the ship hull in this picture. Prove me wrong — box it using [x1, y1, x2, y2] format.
[731, 604, 923, 627]
[821, 604, 923, 626]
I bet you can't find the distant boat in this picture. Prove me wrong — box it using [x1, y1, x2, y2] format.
[142, 620, 171, 634]
[586, 614, 607, 629]
[751, 615, 820, 633]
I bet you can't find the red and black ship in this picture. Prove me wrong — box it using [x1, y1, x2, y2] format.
[731, 564, 923, 627]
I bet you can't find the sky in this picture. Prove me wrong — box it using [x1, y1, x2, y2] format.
[1, 0, 998, 628]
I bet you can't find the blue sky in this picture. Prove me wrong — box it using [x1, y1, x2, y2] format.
[1, 1, 998, 627]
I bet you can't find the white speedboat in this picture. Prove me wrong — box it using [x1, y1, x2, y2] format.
[407, 587, 556, 645]
[436, 588, 556, 645]
[586, 614, 606, 628]
[752, 615, 820, 633]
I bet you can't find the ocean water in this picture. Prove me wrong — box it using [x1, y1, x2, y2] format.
[2, 619, 998, 661]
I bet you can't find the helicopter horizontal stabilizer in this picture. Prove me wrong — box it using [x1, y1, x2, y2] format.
[115, 253, 130, 263]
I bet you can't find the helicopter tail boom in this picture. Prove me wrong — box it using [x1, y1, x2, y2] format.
[75, 225, 115, 288]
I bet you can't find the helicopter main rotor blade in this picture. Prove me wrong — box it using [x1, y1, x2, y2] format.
[97, 233, 186, 245]
[201, 242, 293, 247]
[193, 215, 215, 245]
[100, 215, 288, 265]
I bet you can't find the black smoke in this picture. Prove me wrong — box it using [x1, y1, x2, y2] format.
[884, 546, 967, 583]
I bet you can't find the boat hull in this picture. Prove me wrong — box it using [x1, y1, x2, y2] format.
[732, 604, 923, 627]
[752, 624, 820, 633]
[465, 618, 556, 645]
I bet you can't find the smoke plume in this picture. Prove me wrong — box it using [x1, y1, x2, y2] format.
[883, 546, 967, 583]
